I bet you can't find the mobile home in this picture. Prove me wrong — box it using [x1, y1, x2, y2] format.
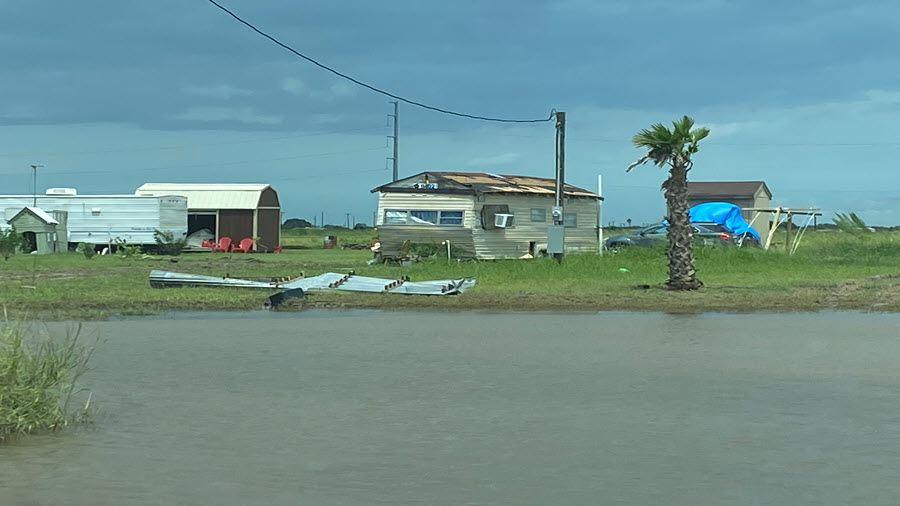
[372, 172, 602, 259]
[1, 189, 187, 247]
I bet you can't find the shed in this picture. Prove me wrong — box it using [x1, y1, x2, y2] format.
[686, 181, 772, 217]
[6, 207, 67, 254]
[135, 183, 281, 252]
[685, 180, 773, 243]
[371, 172, 602, 259]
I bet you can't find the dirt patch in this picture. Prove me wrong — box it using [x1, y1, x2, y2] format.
[825, 273, 899, 310]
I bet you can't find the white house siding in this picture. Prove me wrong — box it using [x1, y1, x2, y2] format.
[374, 192, 598, 259]
[472, 194, 598, 259]
[375, 192, 477, 257]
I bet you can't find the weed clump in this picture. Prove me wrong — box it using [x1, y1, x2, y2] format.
[0, 314, 94, 444]
[154, 229, 187, 256]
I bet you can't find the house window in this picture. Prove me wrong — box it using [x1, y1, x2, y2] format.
[384, 210, 409, 224]
[439, 210, 463, 225]
[384, 209, 464, 226]
[563, 213, 577, 228]
[409, 210, 438, 224]
[530, 208, 546, 222]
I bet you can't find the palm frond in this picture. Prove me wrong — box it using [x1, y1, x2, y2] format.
[625, 154, 650, 172]
[672, 116, 695, 140]
[690, 127, 710, 143]
[833, 212, 873, 234]
[632, 124, 666, 147]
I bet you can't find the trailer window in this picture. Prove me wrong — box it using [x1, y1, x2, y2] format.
[384, 209, 463, 226]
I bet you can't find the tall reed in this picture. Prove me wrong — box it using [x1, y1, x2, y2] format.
[0, 310, 94, 444]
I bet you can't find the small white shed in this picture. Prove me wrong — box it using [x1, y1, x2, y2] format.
[5, 207, 67, 254]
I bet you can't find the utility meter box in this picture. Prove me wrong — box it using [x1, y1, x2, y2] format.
[551, 206, 564, 222]
[547, 225, 565, 254]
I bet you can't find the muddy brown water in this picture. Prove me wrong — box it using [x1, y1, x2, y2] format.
[2, 311, 900, 505]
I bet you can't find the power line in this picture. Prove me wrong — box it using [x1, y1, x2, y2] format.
[406, 125, 900, 147]
[206, 0, 554, 124]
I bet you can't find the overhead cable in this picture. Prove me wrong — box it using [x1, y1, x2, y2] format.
[206, 0, 554, 124]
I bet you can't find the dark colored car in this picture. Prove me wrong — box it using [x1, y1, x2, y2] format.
[604, 222, 759, 251]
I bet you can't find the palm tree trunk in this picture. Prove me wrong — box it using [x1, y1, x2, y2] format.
[664, 157, 703, 290]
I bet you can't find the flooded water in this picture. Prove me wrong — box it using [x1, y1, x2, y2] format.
[2, 311, 900, 505]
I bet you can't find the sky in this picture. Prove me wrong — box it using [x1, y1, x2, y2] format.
[2, 0, 899, 226]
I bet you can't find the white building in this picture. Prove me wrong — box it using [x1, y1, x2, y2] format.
[372, 172, 602, 259]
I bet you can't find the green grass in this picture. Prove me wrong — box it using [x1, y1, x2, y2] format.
[0, 315, 94, 443]
[280, 226, 376, 248]
[0, 229, 898, 317]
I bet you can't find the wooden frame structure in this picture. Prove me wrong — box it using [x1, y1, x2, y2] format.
[744, 207, 823, 253]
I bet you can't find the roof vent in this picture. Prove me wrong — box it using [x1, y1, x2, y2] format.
[46, 188, 77, 196]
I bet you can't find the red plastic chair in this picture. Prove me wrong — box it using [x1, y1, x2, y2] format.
[214, 237, 233, 252]
[201, 239, 215, 251]
[233, 238, 253, 253]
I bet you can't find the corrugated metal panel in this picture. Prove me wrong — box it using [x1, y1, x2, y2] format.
[373, 172, 599, 198]
[135, 183, 275, 210]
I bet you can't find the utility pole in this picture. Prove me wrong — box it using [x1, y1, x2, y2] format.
[30, 163, 44, 207]
[321, 211, 324, 228]
[547, 112, 566, 261]
[387, 101, 399, 181]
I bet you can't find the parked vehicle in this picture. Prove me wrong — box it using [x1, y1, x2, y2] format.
[604, 222, 759, 251]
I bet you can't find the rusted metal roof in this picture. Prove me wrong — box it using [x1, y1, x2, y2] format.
[687, 181, 772, 199]
[372, 171, 600, 198]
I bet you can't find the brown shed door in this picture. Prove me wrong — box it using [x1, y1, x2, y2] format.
[257, 209, 280, 251]
[218, 210, 254, 242]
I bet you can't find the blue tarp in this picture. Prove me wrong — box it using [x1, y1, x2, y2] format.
[689, 202, 760, 240]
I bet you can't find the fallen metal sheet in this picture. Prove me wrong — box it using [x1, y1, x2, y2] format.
[148, 270, 476, 295]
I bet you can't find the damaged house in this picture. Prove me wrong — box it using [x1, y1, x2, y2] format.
[372, 171, 601, 259]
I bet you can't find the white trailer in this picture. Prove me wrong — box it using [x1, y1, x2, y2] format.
[1, 190, 187, 246]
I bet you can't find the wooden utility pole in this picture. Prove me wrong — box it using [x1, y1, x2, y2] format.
[388, 101, 399, 181]
[547, 111, 566, 261]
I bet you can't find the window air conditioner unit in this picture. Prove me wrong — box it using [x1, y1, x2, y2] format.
[494, 213, 514, 228]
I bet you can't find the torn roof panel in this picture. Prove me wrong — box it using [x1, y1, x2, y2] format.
[372, 171, 601, 199]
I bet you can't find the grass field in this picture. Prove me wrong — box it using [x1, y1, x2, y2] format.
[280, 226, 375, 248]
[1, 228, 898, 318]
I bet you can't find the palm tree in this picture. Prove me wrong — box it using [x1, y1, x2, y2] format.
[627, 116, 710, 290]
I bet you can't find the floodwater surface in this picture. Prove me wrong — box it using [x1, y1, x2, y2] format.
[2, 311, 900, 505]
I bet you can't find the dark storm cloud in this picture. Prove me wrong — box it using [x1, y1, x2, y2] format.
[1, 0, 898, 130]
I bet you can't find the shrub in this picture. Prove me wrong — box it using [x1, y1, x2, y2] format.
[0, 226, 23, 261]
[114, 237, 141, 258]
[154, 229, 187, 256]
[76, 242, 96, 259]
[0, 315, 95, 444]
